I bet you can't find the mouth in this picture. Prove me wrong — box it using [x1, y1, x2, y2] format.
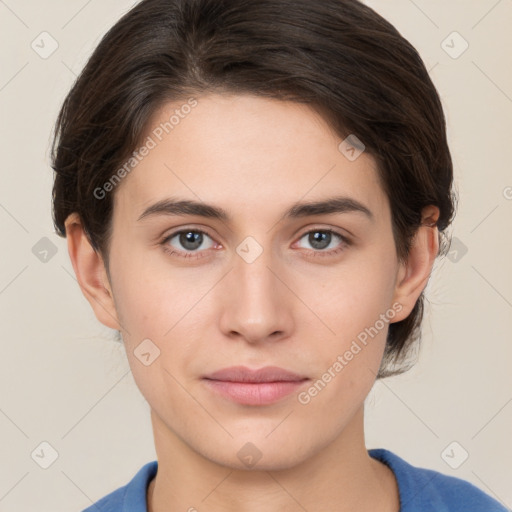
[202, 366, 310, 405]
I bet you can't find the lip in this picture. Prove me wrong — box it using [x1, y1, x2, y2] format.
[202, 366, 310, 405]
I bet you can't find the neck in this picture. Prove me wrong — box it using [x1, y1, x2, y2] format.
[147, 405, 399, 512]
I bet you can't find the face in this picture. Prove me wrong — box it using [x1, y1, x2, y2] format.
[85, 93, 412, 470]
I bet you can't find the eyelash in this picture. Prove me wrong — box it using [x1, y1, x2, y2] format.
[160, 228, 351, 260]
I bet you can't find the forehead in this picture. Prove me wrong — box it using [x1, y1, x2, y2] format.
[113, 93, 387, 224]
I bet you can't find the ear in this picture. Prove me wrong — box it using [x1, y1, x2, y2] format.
[391, 205, 440, 323]
[64, 213, 120, 330]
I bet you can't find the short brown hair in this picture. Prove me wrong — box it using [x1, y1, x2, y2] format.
[51, 0, 456, 378]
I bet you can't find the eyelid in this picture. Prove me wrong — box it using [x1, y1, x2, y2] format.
[294, 224, 352, 243]
[161, 224, 216, 242]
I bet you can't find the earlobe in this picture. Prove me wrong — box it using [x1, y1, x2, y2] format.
[391, 206, 440, 323]
[64, 213, 120, 330]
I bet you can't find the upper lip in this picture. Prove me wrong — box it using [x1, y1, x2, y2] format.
[204, 366, 308, 383]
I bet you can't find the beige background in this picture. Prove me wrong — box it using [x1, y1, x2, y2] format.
[0, 0, 511, 510]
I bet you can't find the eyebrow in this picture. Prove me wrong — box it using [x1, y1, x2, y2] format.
[136, 195, 374, 223]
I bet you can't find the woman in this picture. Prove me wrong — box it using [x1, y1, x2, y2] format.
[51, 0, 507, 510]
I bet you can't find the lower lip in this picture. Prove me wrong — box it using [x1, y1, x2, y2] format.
[203, 379, 309, 405]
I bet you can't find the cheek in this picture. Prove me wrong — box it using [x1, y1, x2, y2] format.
[305, 250, 398, 343]
[109, 245, 194, 340]
[292, 244, 399, 405]
[294, 264, 396, 417]
[109, 251, 212, 392]
[109, 263, 193, 410]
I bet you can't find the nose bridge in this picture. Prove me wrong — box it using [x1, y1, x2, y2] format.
[234, 236, 281, 310]
[237, 244, 276, 297]
[219, 235, 291, 341]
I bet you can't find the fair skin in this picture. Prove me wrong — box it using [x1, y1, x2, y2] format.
[65, 93, 439, 512]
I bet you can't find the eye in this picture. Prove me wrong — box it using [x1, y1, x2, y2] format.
[160, 227, 350, 260]
[295, 229, 350, 257]
[161, 229, 216, 258]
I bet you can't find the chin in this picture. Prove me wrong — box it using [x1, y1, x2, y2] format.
[199, 435, 317, 472]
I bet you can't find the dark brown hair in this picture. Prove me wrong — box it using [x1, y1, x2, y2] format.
[51, 0, 456, 378]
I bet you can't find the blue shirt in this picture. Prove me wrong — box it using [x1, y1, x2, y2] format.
[83, 448, 508, 511]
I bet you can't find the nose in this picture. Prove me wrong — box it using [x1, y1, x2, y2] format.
[217, 242, 295, 345]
